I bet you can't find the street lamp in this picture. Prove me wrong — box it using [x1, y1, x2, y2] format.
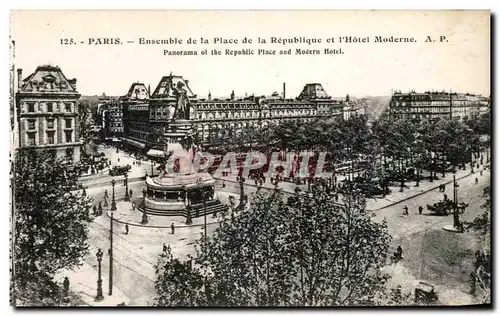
[202, 188, 209, 241]
[141, 189, 148, 224]
[111, 179, 117, 211]
[124, 173, 130, 202]
[94, 248, 104, 302]
[239, 177, 246, 208]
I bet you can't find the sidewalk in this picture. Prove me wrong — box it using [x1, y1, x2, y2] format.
[54, 260, 131, 307]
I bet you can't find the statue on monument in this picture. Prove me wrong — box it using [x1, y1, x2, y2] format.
[172, 81, 191, 120]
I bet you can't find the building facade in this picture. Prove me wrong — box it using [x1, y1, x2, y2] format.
[121, 74, 358, 156]
[15, 65, 81, 163]
[389, 90, 490, 122]
[121, 82, 151, 151]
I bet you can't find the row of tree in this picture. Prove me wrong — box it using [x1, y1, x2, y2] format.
[207, 113, 490, 192]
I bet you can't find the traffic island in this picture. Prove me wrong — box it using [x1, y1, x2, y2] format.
[442, 225, 464, 233]
[107, 192, 243, 229]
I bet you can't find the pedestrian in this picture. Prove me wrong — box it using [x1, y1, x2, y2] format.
[125, 224, 129, 235]
[475, 250, 482, 268]
[104, 190, 108, 199]
[469, 272, 476, 295]
[171, 223, 175, 234]
[63, 276, 70, 295]
[395, 246, 403, 261]
[475, 177, 478, 185]
[222, 180, 226, 188]
[418, 205, 423, 215]
[480, 170, 483, 176]
[92, 205, 97, 216]
[132, 201, 136, 211]
[118, 158, 120, 163]
[129, 189, 133, 198]
[403, 205, 409, 216]
[443, 193, 448, 201]
[163, 243, 167, 253]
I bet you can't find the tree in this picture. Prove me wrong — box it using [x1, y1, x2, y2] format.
[155, 187, 392, 306]
[463, 189, 491, 304]
[13, 149, 93, 306]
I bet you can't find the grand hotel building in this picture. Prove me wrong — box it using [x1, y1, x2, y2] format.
[121, 74, 359, 157]
[388, 90, 490, 122]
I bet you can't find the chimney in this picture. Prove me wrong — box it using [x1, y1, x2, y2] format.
[17, 68, 22, 90]
[147, 84, 151, 96]
[68, 78, 77, 90]
[283, 82, 286, 99]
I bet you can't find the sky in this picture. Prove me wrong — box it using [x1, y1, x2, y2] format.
[10, 10, 490, 98]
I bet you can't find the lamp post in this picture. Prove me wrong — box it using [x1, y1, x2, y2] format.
[239, 177, 245, 208]
[94, 248, 104, 302]
[203, 189, 209, 241]
[111, 179, 117, 211]
[141, 189, 148, 224]
[452, 175, 460, 229]
[151, 160, 154, 177]
[124, 173, 130, 201]
[109, 212, 113, 296]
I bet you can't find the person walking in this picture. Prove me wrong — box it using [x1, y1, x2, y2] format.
[104, 190, 108, 199]
[418, 205, 423, 215]
[129, 189, 133, 198]
[63, 277, 70, 295]
[171, 223, 175, 234]
[475, 177, 479, 185]
[125, 224, 129, 235]
[403, 205, 409, 216]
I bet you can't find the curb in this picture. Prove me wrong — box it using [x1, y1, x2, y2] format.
[373, 171, 475, 211]
[215, 177, 300, 195]
[78, 167, 110, 179]
[82, 176, 146, 189]
[106, 204, 249, 229]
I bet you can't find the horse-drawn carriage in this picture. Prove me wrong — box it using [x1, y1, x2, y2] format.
[426, 200, 468, 215]
[414, 282, 439, 304]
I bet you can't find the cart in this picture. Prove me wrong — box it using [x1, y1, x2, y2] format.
[414, 282, 438, 304]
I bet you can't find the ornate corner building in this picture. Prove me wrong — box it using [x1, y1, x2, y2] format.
[15, 65, 81, 162]
[121, 74, 359, 157]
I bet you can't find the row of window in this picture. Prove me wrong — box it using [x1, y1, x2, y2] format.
[26, 118, 73, 130]
[24, 101, 73, 113]
[26, 130, 73, 146]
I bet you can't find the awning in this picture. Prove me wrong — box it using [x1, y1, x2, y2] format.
[147, 149, 166, 157]
[122, 137, 146, 149]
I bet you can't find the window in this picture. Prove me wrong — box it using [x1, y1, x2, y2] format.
[46, 131, 55, 144]
[65, 131, 73, 143]
[27, 133, 36, 146]
[66, 148, 73, 158]
[47, 102, 53, 112]
[65, 103, 72, 112]
[65, 119, 72, 128]
[47, 119, 54, 129]
[28, 103, 35, 112]
[27, 120, 36, 130]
